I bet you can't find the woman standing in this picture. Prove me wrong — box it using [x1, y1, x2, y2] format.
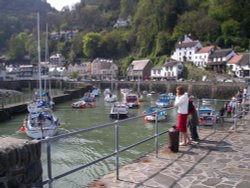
[174, 86, 191, 146]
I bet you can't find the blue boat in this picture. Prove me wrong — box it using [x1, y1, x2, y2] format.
[155, 94, 174, 108]
[198, 106, 219, 126]
[144, 106, 167, 122]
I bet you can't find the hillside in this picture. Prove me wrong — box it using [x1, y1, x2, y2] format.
[0, 0, 250, 72]
[0, 0, 56, 50]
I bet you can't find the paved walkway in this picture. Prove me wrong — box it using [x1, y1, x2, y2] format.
[90, 113, 250, 188]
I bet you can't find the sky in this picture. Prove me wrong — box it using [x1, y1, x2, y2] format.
[46, 0, 81, 11]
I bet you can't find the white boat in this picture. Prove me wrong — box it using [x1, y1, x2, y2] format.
[72, 100, 87, 108]
[24, 109, 60, 139]
[27, 91, 53, 113]
[109, 102, 129, 119]
[144, 106, 167, 122]
[104, 93, 117, 103]
[91, 87, 100, 97]
[104, 88, 111, 96]
[24, 14, 60, 139]
[125, 93, 140, 108]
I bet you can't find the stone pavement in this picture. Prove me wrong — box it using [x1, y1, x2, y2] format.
[89, 115, 250, 188]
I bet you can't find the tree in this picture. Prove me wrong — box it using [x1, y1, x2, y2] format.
[82, 32, 101, 58]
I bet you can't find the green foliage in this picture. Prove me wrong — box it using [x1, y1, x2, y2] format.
[1, 0, 250, 65]
[82, 32, 101, 58]
[183, 62, 215, 81]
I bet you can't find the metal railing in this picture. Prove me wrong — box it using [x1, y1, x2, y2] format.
[37, 95, 250, 187]
[39, 106, 176, 188]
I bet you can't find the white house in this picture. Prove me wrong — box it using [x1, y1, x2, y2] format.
[193, 46, 217, 68]
[49, 53, 65, 66]
[151, 59, 183, 80]
[171, 35, 202, 62]
[227, 53, 250, 77]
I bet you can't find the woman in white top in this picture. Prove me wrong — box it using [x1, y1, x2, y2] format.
[174, 86, 191, 146]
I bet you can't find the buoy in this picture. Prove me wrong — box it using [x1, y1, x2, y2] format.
[20, 126, 26, 132]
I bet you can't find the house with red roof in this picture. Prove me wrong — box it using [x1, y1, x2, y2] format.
[227, 53, 250, 77]
[171, 35, 202, 62]
[193, 46, 217, 68]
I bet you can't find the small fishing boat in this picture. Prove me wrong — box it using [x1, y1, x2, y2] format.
[167, 93, 176, 100]
[109, 102, 129, 119]
[104, 88, 111, 96]
[125, 93, 140, 108]
[91, 87, 100, 97]
[198, 106, 219, 126]
[72, 100, 87, 108]
[144, 106, 167, 122]
[155, 94, 174, 108]
[72, 100, 95, 108]
[104, 93, 117, 103]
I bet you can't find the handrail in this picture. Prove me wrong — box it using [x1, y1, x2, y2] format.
[40, 105, 177, 187]
[39, 94, 250, 187]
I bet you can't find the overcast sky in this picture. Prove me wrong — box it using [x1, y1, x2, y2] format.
[46, 0, 81, 11]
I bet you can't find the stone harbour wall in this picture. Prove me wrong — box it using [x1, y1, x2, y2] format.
[0, 137, 42, 188]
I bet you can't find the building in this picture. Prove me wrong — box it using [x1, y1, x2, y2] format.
[50, 30, 78, 41]
[151, 59, 183, 80]
[67, 62, 91, 79]
[171, 35, 202, 62]
[91, 58, 118, 80]
[49, 53, 65, 66]
[207, 49, 236, 73]
[227, 53, 250, 77]
[193, 46, 217, 68]
[127, 59, 153, 81]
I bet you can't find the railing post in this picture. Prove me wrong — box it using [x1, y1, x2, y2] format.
[115, 120, 120, 180]
[47, 140, 53, 188]
[154, 112, 159, 158]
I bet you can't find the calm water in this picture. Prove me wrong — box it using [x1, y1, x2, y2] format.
[1, 91, 177, 187]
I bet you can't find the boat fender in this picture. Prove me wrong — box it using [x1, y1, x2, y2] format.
[20, 126, 26, 132]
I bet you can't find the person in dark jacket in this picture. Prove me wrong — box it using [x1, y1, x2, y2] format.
[188, 97, 199, 141]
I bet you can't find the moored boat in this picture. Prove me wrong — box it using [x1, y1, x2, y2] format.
[155, 94, 174, 108]
[104, 93, 117, 103]
[144, 106, 167, 122]
[109, 102, 129, 119]
[198, 106, 219, 126]
[24, 109, 60, 139]
[124, 93, 140, 108]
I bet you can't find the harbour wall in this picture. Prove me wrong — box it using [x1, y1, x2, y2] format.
[0, 84, 92, 121]
[0, 137, 42, 187]
[97, 81, 246, 99]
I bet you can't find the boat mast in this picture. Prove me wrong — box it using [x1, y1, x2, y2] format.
[44, 23, 48, 91]
[37, 13, 42, 99]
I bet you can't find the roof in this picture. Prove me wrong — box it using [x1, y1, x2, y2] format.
[164, 59, 180, 67]
[228, 53, 250, 66]
[228, 55, 243, 64]
[151, 67, 161, 70]
[176, 41, 199, 48]
[195, 46, 215, 54]
[210, 49, 233, 58]
[130, 59, 151, 70]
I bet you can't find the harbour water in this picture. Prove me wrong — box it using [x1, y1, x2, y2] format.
[1, 91, 178, 187]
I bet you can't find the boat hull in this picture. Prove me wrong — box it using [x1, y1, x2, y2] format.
[25, 127, 58, 139]
[109, 113, 128, 120]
